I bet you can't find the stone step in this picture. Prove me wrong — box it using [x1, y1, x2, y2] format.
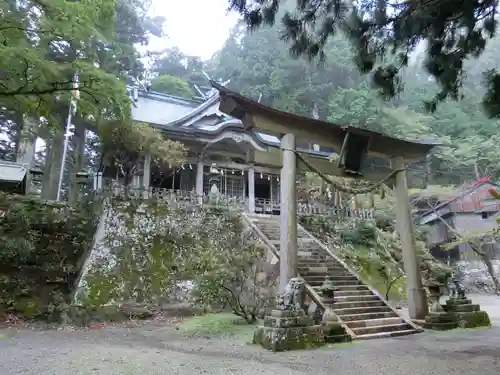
[354, 329, 420, 340]
[332, 300, 386, 309]
[299, 263, 344, 268]
[351, 323, 413, 336]
[299, 270, 355, 281]
[306, 279, 362, 287]
[334, 294, 380, 302]
[256, 227, 309, 235]
[297, 264, 347, 271]
[345, 317, 405, 328]
[314, 284, 370, 292]
[334, 289, 374, 297]
[302, 275, 358, 282]
[297, 259, 343, 266]
[298, 259, 344, 266]
[276, 244, 318, 250]
[333, 305, 393, 315]
[337, 311, 399, 322]
[298, 268, 351, 276]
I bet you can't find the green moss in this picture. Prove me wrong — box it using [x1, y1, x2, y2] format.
[454, 311, 491, 329]
[355, 254, 406, 301]
[179, 313, 256, 340]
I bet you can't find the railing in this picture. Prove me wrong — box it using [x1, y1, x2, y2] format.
[94, 180, 373, 218]
[297, 201, 374, 219]
[101, 181, 245, 209]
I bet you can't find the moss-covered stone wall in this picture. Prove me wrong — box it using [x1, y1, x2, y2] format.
[0, 193, 99, 321]
[74, 200, 249, 314]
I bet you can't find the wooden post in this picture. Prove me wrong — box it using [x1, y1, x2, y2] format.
[392, 156, 428, 320]
[196, 160, 204, 205]
[279, 133, 298, 293]
[142, 154, 151, 199]
[248, 165, 255, 213]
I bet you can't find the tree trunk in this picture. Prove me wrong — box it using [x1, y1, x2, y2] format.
[42, 130, 64, 200]
[16, 116, 37, 165]
[474, 160, 481, 180]
[481, 252, 500, 294]
[68, 124, 86, 203]
[41, 138, 54, 198]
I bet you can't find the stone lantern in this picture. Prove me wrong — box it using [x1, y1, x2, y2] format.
[28, 167, 44, 195]
[319, 276, 350, 343]
[75, 170, 90, 200]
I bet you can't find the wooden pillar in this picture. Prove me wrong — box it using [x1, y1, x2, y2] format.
[392, 156, 428, 320]
[196, 160, 204, 205]
[248, 165, 255, 213]
[142, 154, 151, 199]
[279, 133, 298, 293]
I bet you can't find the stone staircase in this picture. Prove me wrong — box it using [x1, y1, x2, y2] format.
[244, 214, 423, 340]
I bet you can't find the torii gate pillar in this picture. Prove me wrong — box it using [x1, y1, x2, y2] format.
[392, 156, 428, 320]
[279, 133, 298, 293]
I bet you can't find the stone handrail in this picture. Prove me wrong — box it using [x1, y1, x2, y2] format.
[297, 222, 423, 332]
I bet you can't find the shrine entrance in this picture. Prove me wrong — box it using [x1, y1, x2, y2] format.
[212, 81, 439, 321]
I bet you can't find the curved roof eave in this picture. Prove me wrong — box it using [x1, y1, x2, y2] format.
[147, 117, 337, 160]
[146, 120, 270, 150]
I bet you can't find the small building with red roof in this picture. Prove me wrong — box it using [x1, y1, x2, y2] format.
[417, 176, 500, 262]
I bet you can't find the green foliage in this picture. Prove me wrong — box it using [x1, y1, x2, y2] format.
[0, 0, 132, 120]
[208, 22, 500, 184]
[150, 75, 195, 98]
[229, 0, 500, 118]
[150, 47, 207, 86]
[99, 120, 187, 171]
[190, 236, 272, 324]
[0, 193, 99, 319]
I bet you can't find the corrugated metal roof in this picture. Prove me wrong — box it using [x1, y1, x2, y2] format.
[0, 161, 28, 182]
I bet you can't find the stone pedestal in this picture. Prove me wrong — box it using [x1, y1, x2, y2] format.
[253, 309, 325, 352]
[422, 311, 458, 331]
[423, 297, 491, 330]
[443, 298, 491, 329]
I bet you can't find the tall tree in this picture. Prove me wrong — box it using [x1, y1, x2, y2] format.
[228, 0, 500, 117]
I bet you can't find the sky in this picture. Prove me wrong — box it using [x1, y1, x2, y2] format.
[148, 0, 240, 60]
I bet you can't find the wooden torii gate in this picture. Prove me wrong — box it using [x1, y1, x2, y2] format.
[211, 81, 439, 320]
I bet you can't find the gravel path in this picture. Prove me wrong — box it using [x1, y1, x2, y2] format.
[1, 294, 500, 375]
[0, 323, 500, 375]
